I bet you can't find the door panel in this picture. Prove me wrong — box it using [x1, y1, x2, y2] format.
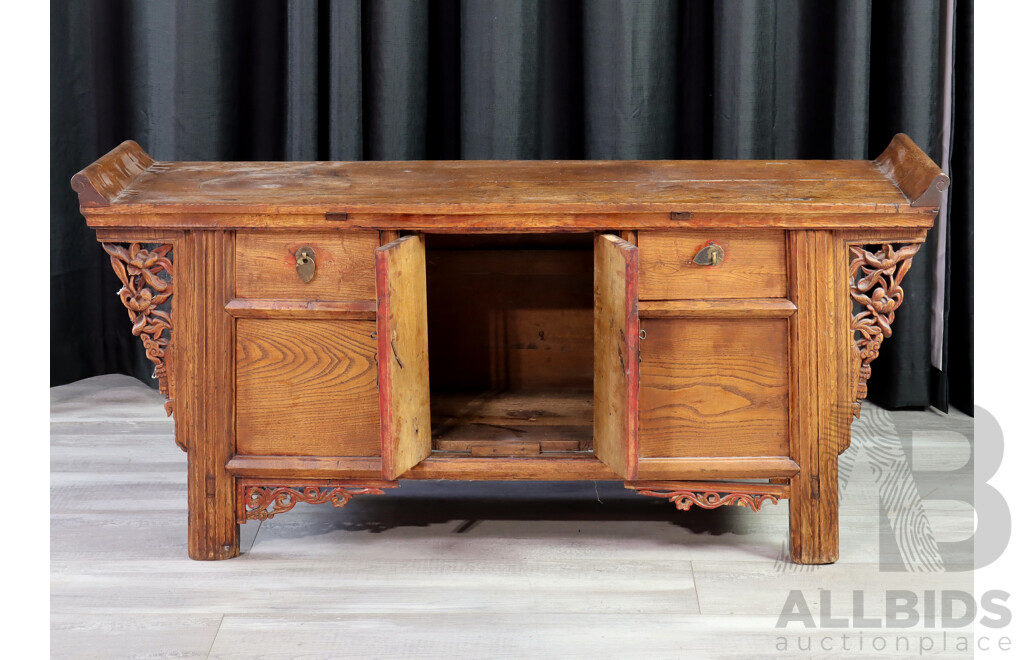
[593, 234, 640, 479]
[377, 234, 432, 480]
[639, 318, 790, 457]
[235, 319, 380, 456]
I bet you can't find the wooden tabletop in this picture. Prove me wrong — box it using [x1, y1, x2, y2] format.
[73, 135, 947, 219]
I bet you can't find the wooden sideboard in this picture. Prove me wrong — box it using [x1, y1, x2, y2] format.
[72, 135, 946, 563]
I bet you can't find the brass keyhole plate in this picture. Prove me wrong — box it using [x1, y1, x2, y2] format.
[295, 246, 316, 282]
[693, 241, 725, 266]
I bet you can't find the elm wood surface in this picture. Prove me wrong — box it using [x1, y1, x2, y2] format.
[224, 454, 804, 482]
[377, 234, 432, 481]
[431, 389, 593, 454]
[638, 298, 797, 318]
[234, 230, 377, 301]
[637, 230, 788, 300]
[593, 235, 640, 479]
[178, 230, 238, 560]
[634, 456, 801, 481]
[74, 134, 945, 564]
[787, 230, 843, 565]
[224, 299, 377, 320]
[85, 211, 941, 231]
[73, 139, 932, 217]
[235, 319, 380, 457]
[638, 318, 790, 459]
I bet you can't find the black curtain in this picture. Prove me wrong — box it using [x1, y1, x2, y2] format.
[50, 0, 973, 412]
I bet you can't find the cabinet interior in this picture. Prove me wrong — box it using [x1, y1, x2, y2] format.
[425, 233, 596, 456]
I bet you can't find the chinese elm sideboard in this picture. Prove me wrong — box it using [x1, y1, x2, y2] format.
[72, 134, 946, 563]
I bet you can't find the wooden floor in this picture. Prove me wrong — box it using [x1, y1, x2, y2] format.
[52, 375, 975, 659]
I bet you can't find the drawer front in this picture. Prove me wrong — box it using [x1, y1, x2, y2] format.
[638, 230, 787, 299]
[639, 318, 789, 458]
[235, 319, 380, 456]
[235, 231, 378, 300]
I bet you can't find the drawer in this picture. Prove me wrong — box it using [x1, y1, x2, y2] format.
[235, 231, 378, 300]
[638, 230, 787, 299]
[638, 318, 789, 458]
[235, 319, 381, 456]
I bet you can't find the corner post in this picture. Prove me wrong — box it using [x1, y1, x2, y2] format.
[179, 230, 238, 560]
[787, 230, 842, 564]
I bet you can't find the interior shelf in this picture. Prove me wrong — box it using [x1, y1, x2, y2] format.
[431, 389, 594, 455]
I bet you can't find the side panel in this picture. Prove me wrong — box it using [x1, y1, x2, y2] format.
[377, 234, 432, 480]
[593, 235, 640, 479]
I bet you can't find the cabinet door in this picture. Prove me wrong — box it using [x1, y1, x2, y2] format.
[638, 318, 790, 458]
[593, 234, 640, 479]
[235, 319, 380, 456]
[377, 234, 432, 480]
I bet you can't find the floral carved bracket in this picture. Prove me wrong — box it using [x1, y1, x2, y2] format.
[849, 243, 921, 418]
[238, 481, 397, 523]
[627, 482, 785, 512]
[634, 489, 781, 512]
[102, 243, 176, 422]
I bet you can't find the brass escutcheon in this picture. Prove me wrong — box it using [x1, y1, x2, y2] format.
[295, 246, 316, 282]
[693, 241, 725, 266]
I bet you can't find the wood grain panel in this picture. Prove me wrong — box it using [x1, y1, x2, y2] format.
[377, 235, 432, 479]
[235, 320, 380, 456]
[639, 319, 789, 457]
[593, 235, 639, 479]
[86, 210, 938, 231]
[638, 230, 787, 299]
[225, 299, 376, 320]
[235, 231, 377, 300]
[408, 455, 619, 480]
[635, 456, 800, 480]
[78, 154, 924, 215]
[639, 299, 796, 318]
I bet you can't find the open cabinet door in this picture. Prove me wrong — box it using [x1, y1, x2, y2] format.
[377, 234, 432, 480]
[594, 234, 640, 480]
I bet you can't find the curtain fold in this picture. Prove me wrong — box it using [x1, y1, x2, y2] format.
[582, 0, 679, 159]
[461, 0, 541, 159]
[50, 0, 972, 412]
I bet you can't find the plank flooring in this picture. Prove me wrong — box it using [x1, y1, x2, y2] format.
[52, 375, 975, 659]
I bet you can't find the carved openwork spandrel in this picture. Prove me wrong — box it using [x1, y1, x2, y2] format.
[848, 243, 921, 418]
[634, 487, 782, 512]
[238, 482, 394, 522]
[102, 243, 176, 420]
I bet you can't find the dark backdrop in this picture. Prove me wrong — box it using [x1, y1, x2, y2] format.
[51, 0, 973, 412]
